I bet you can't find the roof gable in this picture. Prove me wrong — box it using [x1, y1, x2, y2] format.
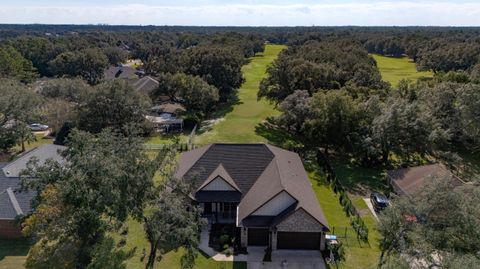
[251, 190, 296, 216]
[197, 164, 240, 192]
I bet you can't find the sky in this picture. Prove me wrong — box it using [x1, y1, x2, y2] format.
[0, 0, 480, 26]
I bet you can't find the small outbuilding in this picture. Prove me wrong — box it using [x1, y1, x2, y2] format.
[387, 163, 465, 197]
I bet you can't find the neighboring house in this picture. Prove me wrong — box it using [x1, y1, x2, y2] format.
[104, 65, 139, 80]
[131, 76, 159, 94]
[387, 163, 465, 197]
[104, 65, 159, 94]
[175, 144, 330, 251]
[0, 144, 65, 238]
[146, 103, 186, 133]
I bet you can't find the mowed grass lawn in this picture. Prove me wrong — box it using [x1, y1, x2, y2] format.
[116, 218, 245, 269]
[196, 45, 285, 144]
[307, 162, 382, 269]
[372, 54, 432, 87]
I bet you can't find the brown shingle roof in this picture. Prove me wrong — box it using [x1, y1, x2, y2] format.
[151, 103, 186, 115]
[104, 66, 138, 80]
[175, 143, 329, 230]
[387, 163, 464, 196]
[197, 164, 241, 192]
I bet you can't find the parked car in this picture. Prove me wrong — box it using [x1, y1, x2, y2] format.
[370, 192, 389, 212]
[28, 123, 49, 131]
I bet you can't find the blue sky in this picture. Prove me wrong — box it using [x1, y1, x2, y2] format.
[1, 0, 479, 26]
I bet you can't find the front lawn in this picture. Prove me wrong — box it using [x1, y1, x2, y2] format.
[117, 218, 245, 269]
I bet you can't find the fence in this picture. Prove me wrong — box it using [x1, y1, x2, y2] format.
[188, 124, 197, 145]
[316, 150, 369, 245]
[144, 143, 199, 152]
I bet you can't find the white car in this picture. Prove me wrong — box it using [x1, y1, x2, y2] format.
[28, 123, 49, 131]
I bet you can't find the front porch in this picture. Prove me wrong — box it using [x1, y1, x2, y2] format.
[200, 202, 238, 224]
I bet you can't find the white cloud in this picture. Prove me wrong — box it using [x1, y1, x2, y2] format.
[0, 2, 480, 26]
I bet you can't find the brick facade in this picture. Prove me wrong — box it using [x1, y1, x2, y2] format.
[274, 208, 326, 250]
[0, 220, 23, 239]
[276, 209, 325, 232]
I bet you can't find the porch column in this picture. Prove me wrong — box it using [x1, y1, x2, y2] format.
[271, 230, 278, 250]
[241, 227, 248, 248]
[320, 232, 326, 251]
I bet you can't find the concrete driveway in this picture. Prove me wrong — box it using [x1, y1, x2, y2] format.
[248, 250, 326, 269]
[363, 198, 379, 221]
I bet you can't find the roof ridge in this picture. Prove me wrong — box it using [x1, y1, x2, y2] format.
[1, 146, 41, 175]
[6, 187, 23, 216]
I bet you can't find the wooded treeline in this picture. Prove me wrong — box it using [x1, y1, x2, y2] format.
[260, 39, 480, 168]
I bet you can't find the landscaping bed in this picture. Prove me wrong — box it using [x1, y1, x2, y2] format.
[208, 224, 239, 255]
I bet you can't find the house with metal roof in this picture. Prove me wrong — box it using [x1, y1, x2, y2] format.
[0, 144, 65, 238]
[175, 144, 329, 251]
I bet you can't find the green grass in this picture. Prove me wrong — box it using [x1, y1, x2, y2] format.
[196, 45, 285, 144]
[117, 218, 245, 269]
[307, 163, 381, 269]
[332, 160, 389, 195]
[372, 54, 433, 87]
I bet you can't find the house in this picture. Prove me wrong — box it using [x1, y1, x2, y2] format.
[387, 163, 464, 197]
[175, 144, 329, 251]
[146, 103, 186, 133]
[0, 144, 65, 238]
[104, 65, 139, 80]
[131, 76, 159, 94]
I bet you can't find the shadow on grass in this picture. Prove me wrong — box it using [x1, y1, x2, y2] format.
[0, 238, 30, 261]
[195, 93, 243, 136]
[331, 158, 389, 196]
[254, 118, 296, 147]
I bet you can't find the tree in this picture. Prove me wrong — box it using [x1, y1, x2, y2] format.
[152, 73, 219, 119]
[48, 48, 109, 85]
[378, 176, 480, 268]
[22, 129, 160, 268]
[276, 90, 311, 135]
[0, 45, 37, 83]
[371, 96, 436, 164]
[258, 41, 387, 104]
[0, 79, 42, 152]
[38, 78, 91, 103]
[142, 149, 204, 269]
[143, 174, 205, 269]
[40, 99, 76, 135]
[54, 121, 75, 146]
[77, 80, 151, 134]
[103, 47, 128, 65]
[9, 37, 61, 77]
[305, 90, 360, 155]
[183, 45, 245, 100]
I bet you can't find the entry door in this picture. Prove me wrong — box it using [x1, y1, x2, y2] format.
[204, 203, 212, 214]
